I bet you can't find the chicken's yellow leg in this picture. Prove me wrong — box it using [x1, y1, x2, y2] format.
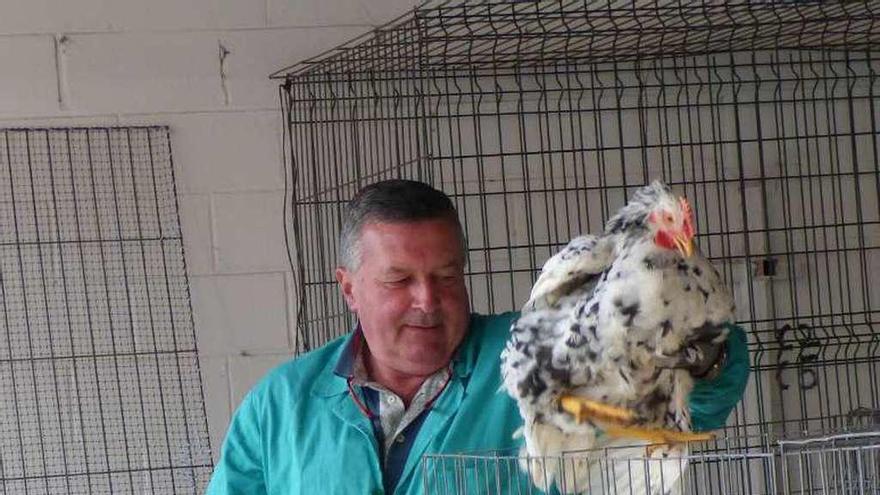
[559, 394, 714, 450]
[559, 395, 635, 425]
[605, 425, 714, 444]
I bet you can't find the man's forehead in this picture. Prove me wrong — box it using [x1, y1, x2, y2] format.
[381, 260, 461, 273]
[357, 220, 464, 266]
[362, 217, 457, 231]
[359, 219, 460, 242]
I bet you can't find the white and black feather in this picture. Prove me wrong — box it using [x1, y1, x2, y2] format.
[500, 181, 735, 494]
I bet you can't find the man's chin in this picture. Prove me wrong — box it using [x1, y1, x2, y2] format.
[396, 324, 465, 370]
[399, 347, 451, 374]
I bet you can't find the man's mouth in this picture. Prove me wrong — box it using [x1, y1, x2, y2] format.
[404, 323, 441, 330]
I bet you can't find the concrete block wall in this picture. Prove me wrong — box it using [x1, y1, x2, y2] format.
[0, 0, 417, 463]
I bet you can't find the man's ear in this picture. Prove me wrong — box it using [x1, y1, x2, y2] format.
[335, 267, 358, 311]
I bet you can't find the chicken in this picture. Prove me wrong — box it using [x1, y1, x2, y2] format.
[500, 181, 734, 494]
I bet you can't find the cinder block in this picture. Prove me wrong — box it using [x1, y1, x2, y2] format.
[0, 114, 118, 127]
[0, 0, 116, 35]
[196, 356, 230, 463]
[0, 0, 265, 35]
[63, 32, 223, 114]
[220, 26, 365, 109]
[268, 0, 415, 27]
[110, 0, 266, 31]
[190, 272, 291, 356]
[0, 35, 58, 117]
[211, 191, 288, 273]
[178, 194, 215, 276]
[228, 353, 292, 410]
[120, 112, 284, 194]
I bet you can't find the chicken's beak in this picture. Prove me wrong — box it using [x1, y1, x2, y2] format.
[674, 234, 694, 258]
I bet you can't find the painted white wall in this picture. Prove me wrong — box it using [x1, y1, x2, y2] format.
[0, 0, 417, 463]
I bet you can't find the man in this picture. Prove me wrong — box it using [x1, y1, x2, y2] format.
[206, 180, 750, 494]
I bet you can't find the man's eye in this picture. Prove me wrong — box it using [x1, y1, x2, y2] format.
[385, 278, 408, 286]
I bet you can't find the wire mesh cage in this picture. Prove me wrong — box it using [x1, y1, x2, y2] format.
[778, 432, 880, 495]
[421, 442, 778, 494]
[0, 127, 212, 494]
[274, 1, 880, 493]
[422, 431, 880, 494]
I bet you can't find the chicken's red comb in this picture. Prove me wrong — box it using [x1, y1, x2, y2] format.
[679, 196, 695, 236]
[679, 197, 692, 218]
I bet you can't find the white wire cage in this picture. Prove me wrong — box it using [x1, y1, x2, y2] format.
[778, 432, 880, 495]
[421, 431, 880, 495]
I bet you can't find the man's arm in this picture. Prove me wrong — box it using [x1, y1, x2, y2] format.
[206, 391, 267, 494]
[688, 323, 751, 431]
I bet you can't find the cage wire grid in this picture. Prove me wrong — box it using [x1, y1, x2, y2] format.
[0, 127, 212, 494]
[420, 430, 880, 494]
[277, 1, 880, 493]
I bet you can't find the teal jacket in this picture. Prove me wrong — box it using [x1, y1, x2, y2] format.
[206, 313, 750, 494]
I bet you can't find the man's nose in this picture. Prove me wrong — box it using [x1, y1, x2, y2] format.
[411, 279, 439, 311]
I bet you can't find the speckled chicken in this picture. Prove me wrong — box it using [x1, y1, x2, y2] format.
[501, 181, 734, 494]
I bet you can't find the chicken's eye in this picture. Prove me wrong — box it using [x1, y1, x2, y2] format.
[665, 214, 674, 223]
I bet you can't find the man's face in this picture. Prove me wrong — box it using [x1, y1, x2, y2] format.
[336, 219, 470, 377]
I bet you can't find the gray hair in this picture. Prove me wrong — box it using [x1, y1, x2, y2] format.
[338, 179, 466, 270]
